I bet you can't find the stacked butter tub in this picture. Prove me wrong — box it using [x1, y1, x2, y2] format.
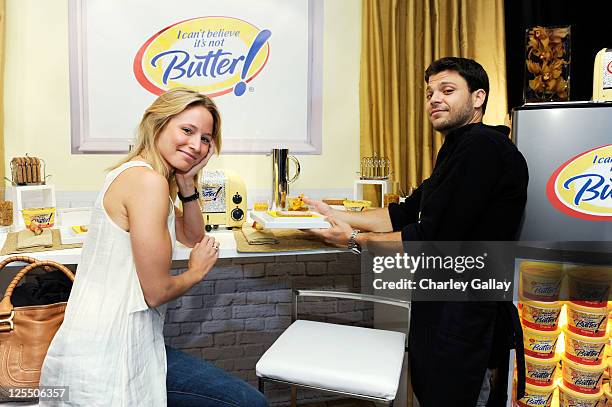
[515, 262, 612, 406]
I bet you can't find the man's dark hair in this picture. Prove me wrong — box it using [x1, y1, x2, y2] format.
[425, 57, 489, 114]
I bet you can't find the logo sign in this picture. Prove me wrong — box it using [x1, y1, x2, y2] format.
[546, 144, 612, 221]
[134, 17, 271, 97]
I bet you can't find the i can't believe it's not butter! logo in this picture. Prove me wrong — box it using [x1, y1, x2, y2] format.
[134, 17, 271, 97]
[546, 144, 612, 221]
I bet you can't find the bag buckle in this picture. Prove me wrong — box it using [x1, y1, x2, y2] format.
[0, 311, 15, 331]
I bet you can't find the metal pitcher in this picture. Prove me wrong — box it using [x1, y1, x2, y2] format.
[271, 148, 300, 210]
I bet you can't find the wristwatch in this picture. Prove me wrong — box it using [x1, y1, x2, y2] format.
[347, 229, 362, 255]
[178, 189, 200, 203]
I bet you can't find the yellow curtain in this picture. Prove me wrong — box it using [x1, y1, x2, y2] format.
[0, 0, 4, 199]
[360, 0, 507, 203]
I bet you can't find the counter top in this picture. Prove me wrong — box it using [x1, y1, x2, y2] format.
[0, 228, 346, 265]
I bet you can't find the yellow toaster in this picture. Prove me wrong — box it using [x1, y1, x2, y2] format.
[200, 170, 247, 231]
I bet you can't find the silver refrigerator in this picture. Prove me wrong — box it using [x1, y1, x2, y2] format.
[508, 102, 612, 406]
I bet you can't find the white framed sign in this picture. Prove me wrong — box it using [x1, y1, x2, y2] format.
[69, 0, 323, 154]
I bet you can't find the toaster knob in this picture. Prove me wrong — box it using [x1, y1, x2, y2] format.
[231, 208, 244, 221]
[232, 193, 242, 204]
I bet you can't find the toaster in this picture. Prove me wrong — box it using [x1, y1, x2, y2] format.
[200, 170, 247, 231]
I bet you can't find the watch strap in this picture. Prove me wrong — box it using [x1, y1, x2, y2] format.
[178, 189, 200, 203]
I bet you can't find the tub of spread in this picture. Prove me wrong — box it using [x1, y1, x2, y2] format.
[520, 261, 563, 301]
[564, 328, 608, 365]
[567, 302, 609, 337]
[515, 382, 555, 407]
[558, 381, 603, 407]
[523, 326, 561, 359]
[562, 353, 605, 394]
[604, 383, 612, 406]
[521, 299, 563, 331]
[21, 207, 56, 228]
[567, 265, 612, 308]
[525, 354, 560, 386]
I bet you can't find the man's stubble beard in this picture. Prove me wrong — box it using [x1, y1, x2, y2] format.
[431, 100, 475, 134]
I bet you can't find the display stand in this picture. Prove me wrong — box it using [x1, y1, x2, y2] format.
[353, 179, 391, 208]
[4, 184, 56, 231]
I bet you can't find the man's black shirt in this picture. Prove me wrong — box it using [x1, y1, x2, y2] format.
[388, 122, 528, 241]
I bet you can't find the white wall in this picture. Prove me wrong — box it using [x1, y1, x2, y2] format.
[3, 0, 361, 202]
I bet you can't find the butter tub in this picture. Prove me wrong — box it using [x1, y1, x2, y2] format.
[567, 302, 609, 337]
[525, 354, 560, 386]
[521, 299, 563, 331]
[523, 326, 561, 359]
[562, 353, 605, 394]
[558, 381, 603, 407]
[567, 265, 612, 308]
[520, 261, 563, 301]
[515, 382, 555, 407]
[564, 328, 608, 365]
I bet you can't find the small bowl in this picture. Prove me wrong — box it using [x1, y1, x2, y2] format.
[343, 200, 372, 211]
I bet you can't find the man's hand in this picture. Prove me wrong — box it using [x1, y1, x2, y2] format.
[303, 197, 333, 216]
[304, 216, 354, 247]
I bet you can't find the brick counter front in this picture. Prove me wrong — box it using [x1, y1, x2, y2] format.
[164, 253, 373, 406]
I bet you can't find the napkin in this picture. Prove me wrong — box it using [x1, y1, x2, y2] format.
[241, 225, 279, 245]
[16, 228, 53, 250]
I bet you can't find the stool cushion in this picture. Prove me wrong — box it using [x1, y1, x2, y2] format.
[256, 320, 406, 401]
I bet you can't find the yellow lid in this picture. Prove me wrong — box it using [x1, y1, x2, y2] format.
[568, 301, 610, 313]
[520, 297, 563, 308]
[558, 381, 604, 399]
[523, 325, 562, 337]
[562, 352, 606, 372]
[520, 261, 563, 275]
[524, 381, 556, 394]
[525, 353, 560, 365]
[567, 265, 612, 281]
[564, 328, 609, 343]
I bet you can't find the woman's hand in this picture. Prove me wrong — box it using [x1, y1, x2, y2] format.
[188, 234, 220, 281]
[175, 141, 216, 187]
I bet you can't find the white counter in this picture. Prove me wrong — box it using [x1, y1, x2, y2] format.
[0, 228, 345, 265]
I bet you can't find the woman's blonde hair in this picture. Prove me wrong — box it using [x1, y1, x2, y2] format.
[113, 87, 222, 196]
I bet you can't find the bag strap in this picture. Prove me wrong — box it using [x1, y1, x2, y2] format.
[0, 258, 75, 332]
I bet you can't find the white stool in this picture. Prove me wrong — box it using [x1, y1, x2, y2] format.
[256, 290, 410, 406]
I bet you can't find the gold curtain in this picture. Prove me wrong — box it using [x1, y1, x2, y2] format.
[360, 0, 507, 203]
[0, 0, 5, 199]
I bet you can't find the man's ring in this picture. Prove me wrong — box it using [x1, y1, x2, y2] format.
[213, 243, 220, 251]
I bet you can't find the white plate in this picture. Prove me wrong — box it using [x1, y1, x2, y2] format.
[250, 211, 330, 229]
[59, 227, 88, 244]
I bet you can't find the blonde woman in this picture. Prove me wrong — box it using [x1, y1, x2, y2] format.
[40, 88, 269, 407]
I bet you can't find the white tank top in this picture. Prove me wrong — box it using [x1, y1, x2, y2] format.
[40, 161, 176, 406]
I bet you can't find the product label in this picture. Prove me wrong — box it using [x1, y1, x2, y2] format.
[568, 308, 608, 337]
[546, 144, 612, 221]
[522, 305, 561, 330]
[134, 17, 271, 97]
[566, 337, 606, 365]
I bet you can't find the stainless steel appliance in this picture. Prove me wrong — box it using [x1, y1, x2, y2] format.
[271, 148, 300, 210]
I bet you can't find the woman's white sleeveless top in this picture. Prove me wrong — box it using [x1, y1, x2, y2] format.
[40, 161, 176, 406]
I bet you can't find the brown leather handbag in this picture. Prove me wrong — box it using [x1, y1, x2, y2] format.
[0, 256, 74, 388]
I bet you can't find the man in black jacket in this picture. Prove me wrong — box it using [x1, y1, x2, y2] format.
[306, 57, 528, 406]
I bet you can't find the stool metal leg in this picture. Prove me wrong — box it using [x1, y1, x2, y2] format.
[258, 377, 264, 393]
[290, 385, 297, 407]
